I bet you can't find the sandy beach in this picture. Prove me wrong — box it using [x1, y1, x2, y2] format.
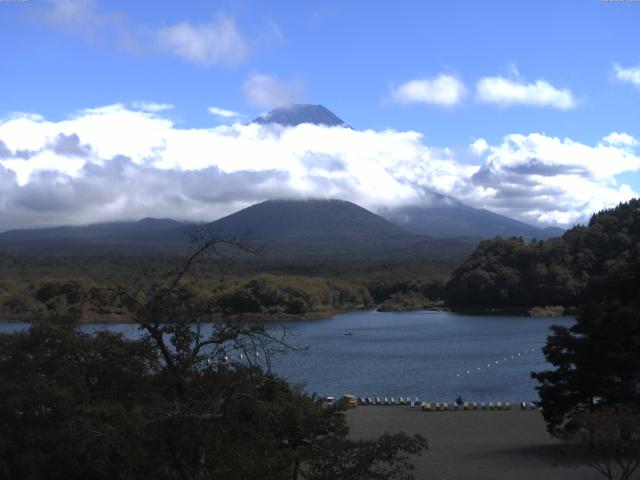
[347, 406, 601, 480]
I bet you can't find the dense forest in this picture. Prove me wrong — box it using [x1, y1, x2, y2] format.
[446, 198, 640, 310]
[0, 254, 454, 322]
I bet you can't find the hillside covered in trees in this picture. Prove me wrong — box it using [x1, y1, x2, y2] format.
[446, 198, 640, 310]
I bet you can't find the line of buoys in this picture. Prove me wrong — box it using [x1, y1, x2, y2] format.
[455, 347, 538, 378]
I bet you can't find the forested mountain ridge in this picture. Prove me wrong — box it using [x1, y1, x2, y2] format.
[0, 218, 188, 251]
[383, 200, 564, 240]
[446, 198, 640, 309]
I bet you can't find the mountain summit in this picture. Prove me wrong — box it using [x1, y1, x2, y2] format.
[253, 104, 349, 127]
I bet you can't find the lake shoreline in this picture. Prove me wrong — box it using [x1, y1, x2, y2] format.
[1, 304, 451, 324]
[0, 308, 359, 324]
[0, 304, 574, 324]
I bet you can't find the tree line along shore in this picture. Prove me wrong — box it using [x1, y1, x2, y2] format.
[0, 255, 455, 322]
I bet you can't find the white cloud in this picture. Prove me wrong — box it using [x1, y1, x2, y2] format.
[602, 132, 637, 148]
[476, 76, 576, 109]
[42, 0, 138, 52]
[208, 106, 242, 118]
[45, 0, 100, 28]
[467, 133, 639, 225]
[41, 2, 247, 66]
[390, 74, 466, 107]
[132, 101, 174, 112]
[613, 63, 640, 87]
[469, 138, 489, 156]
[155, 15, 247, 66]
[243, 73, 304, 108]
[0, 104, 638, 231]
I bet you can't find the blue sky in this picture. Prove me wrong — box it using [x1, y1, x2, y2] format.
[0, 0, 639, 230]
[2, 1, 638, 141]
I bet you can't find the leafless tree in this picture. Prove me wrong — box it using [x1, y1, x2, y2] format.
[107, 229, 284, 361]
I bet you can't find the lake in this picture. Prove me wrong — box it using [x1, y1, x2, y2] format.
[0, 310, 573, 404]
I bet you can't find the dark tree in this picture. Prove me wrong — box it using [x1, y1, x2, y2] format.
[530, 199, 640, 477]
[0, 316, 159, 480]
[532, 303, 640, 435]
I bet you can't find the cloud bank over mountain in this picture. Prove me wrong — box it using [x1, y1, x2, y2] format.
[0, 104, 638, 231]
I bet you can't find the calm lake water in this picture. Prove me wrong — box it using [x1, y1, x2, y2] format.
[0, 310, 573, 403]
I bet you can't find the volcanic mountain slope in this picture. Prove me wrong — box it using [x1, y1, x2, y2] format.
[382, 197, 564, 240]
[205, 199, 476, 260]
[0, 199, 477, 260]
[208, 199, 405, 239]
[0, 218, 189, 252]
[252, 104, 349, 127]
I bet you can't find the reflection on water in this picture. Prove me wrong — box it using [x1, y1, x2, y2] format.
[0, 310, 573, 403]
